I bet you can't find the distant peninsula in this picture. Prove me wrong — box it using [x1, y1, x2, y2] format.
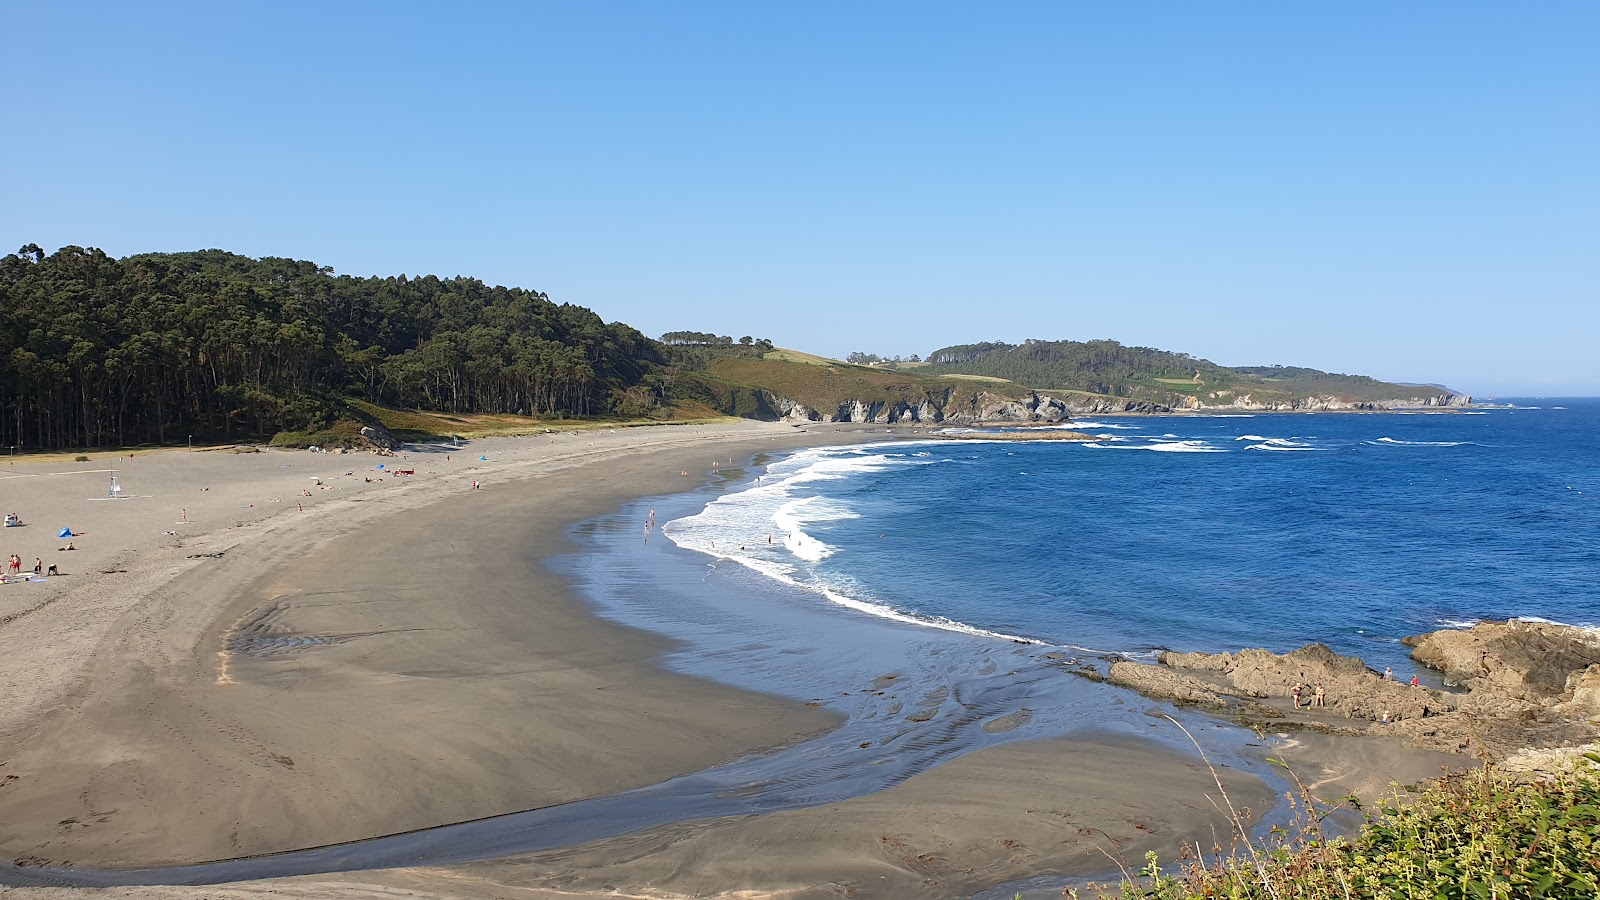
[0, 245, 1468, 452]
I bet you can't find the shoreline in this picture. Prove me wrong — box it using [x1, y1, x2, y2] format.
[1, 421, 1468, 898]
[0, 421, 881, 868]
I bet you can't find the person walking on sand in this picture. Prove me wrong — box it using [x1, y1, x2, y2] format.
[33, 558, 42, 576]
[7, 554, 19, 574]
[1290, 683, 1303, 709]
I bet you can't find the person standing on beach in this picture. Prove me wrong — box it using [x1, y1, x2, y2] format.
[1313, 685, 1325, 707]
[1384, 666, 1394, 681]
[33, 558, 43, 576]
[1290, 683, 1303, 709]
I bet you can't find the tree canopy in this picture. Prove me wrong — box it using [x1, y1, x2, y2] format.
[0, 246, 662, 450]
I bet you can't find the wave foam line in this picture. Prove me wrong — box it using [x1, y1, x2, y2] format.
[1368, 437, 1472, 447]
[1066, 420, 1144, 430]
[699, 545, 1049, 646]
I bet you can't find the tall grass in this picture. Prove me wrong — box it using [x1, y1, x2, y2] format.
[1082, 728, 1600, 900]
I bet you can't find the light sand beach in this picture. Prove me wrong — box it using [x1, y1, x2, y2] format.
[0, 422, 1458, 899]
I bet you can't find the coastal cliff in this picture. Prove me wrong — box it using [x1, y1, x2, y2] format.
[761, 386, 1470, 424]
[1168, 391, 1471, 412]
[765, 388, 1087, 425]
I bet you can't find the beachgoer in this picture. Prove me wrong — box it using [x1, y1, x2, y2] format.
[46, 564, 58, 576]
[33, 558, 42, 575]
[7, 555, 19, 574]
[1313, 686, 1325, 707]
[1410, 675, 1419, 687]
[1383, 666, 1394, 681]
[1380, 711, 1391, 724]
[1290, 683, 1303, 709]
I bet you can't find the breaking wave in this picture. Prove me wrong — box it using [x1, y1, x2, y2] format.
[1368, 437, 1472, 447]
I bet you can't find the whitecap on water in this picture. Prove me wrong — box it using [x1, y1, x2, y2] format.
[1368, 437, 1471, 447]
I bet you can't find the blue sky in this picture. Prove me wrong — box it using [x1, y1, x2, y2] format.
[3, 2, 1595, 396]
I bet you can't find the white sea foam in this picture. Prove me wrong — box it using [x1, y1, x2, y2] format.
[1067, 420, 1144, 430]
[774, 497, 856, 561]
[1368, 437, 1471, 447]
[1140, 440, 1227, 453]
[1243, 443, 1328, 452]
[663, 444, 928, 570]
[1512, 615, 1600, 631]
[1083, 439, 1227, 453]
[1436, 618, 1484, 629]
[1236, 434, 1270, 441]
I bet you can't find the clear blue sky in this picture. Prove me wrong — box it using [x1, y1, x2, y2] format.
[4, 2, 1595, 396]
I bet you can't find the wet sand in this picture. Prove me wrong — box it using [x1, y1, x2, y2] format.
[0, 422, 1459, 899]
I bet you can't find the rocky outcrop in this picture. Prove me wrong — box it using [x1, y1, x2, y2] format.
[1407, 620, 1600, 699]
[1105, 623, 1600, 761]
[1150, 392, 1471, 413]
[358, 423, 402, 451]
[1148, 644, 1455, 725]
[765, 387, 1469, 423]
[765, 388, 1085, 425]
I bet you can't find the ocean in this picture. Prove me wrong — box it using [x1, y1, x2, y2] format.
[11, 403, 1595, 891]
[663, 400, 1600, 680]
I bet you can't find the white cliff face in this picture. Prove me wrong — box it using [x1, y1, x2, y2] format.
[762, 388, 1083, 425]
[761, 388, 1471, 424]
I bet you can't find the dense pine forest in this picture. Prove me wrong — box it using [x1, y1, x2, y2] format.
[0, 245, 662, 450]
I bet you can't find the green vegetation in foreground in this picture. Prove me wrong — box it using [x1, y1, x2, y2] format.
[1085, 759, 1599, 900]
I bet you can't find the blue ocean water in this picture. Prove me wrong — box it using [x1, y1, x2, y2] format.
[665, 401, 1600, 676]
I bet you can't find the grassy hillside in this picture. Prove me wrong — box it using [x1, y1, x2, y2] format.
[700, 354, 998, 414]
[922, 339, 1458, 405]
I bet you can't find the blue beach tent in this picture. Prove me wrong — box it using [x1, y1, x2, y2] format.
[57, 527, 72, 538]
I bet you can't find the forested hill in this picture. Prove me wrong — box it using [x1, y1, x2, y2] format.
[921, 339, 1456, 404]
[0, 245, 661, 450]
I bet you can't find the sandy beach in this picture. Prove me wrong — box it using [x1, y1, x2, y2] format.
[0, 421, 1459, 899]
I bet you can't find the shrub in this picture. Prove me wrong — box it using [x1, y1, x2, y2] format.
[1111, 758, 1600, 900]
